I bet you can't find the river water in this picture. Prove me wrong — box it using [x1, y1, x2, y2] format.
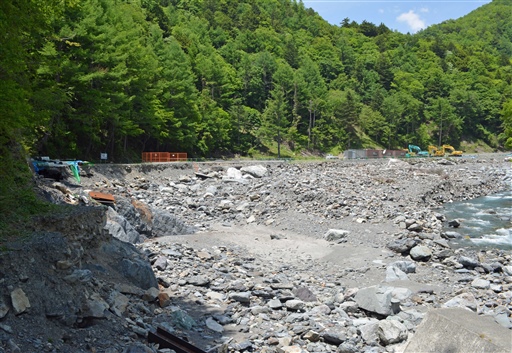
[442, 188, 512, 250]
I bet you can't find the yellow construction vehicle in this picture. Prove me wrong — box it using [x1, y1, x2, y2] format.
[428, 145, 444, 157]
[428, 144, 463, 157]
[441, 144, 463, 157]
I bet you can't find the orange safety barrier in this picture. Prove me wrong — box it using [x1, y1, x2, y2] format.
[142, 152, 170, 162]
[169, 153, 187, 161]
[142, 152, 187, 162]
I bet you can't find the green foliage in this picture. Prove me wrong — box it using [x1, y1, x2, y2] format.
[2, 0, 511, 164]
[0, 141, 59, 243]
[500, 100, 512, 150]
[0, 0, 73, 242]
[359, 105, 390, 147]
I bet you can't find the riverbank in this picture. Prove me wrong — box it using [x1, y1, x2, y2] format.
[0, 153, 510, 352]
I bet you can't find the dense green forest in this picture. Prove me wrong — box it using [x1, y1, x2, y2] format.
[2, 0, 512, 165]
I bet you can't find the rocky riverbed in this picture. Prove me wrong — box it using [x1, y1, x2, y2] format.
[0, 155, 511, 353]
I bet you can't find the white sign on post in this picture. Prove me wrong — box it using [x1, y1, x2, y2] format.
[100, 153, 108, 161]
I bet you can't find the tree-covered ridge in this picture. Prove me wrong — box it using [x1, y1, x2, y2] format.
[3, 0, 512, 163]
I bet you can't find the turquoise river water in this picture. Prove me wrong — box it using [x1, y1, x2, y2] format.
[442, 188, 512, 250]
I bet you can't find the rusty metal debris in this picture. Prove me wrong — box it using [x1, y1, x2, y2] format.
[148, 326, 206, 353]
[88, 191, 115, 205]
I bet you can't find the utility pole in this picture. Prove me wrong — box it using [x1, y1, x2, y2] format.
[438, 100, 443, 147]
[308, 100, 312, 149]
[276, 112, 281, 159]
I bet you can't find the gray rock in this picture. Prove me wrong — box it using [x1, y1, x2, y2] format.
[83, 293, 108, 318]
[503, 265, 512, 276]
[448, 219, 461, 227]
[441, 231, 461, 239]
[494, 311, 512, 329]
[10, 288, 30, 315]
[170, 310, 196, 330]
[481, 262, 502, 273]
[392, 287, 412, 301]
[303, 330, 321, 342]
[232, 341, 252, 351]
[387, 239, 420, 254]
[390, 260, 416, 274]
[403, 308, 512, 353]
[205, 317, 224, 333]
[161, 249, 182, 258]
[378, 320, 408, 345]
[105, 207, 141, 243]
[338, 342, 358, 353]
[268, 299, 283, 309]
[292, 286, 317, 302]
[0, 301, 9, 319]
[386, 266, 408, 282]
[433, 238, 450, 248]
[459, 256, 479, 269]
[142, 287, 160, 301]
[323, 229, 349, 242]
[109, 291, 130, 317]
[187, 275, 210, 287]
[285, 299, 305, 311]
[226, 167, 243, 179]
[360, 322, 379, 345]
[442, 292, 478, 312]
[240, 165, 268, 178]
[153, 256, 168, 271]
[250, 305, 269, 315]
[119, 258, 158, 290]
[206, 291, 225, 302]
[113, 197, 150, 235]
[407, 223, 423, 232]
[6, 339, 21, 353]
[354, 285, 397, 316]
[322, 329, 347, 345]
[229, 292, 251, 303]
[151, 207, 195, 236]
[409, 245, 432, 261]
[308, 304, 331, 316]
[64, 269, 93, 284]
[471, 278, 490, 289]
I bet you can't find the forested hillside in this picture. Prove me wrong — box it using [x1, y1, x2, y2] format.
[2, 0, 512, 164]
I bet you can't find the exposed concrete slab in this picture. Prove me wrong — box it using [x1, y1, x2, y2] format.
[404, 308, 512, 353]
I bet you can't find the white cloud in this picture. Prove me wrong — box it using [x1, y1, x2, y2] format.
[397, 10, 427, 32]
[420, 7, 429, 13]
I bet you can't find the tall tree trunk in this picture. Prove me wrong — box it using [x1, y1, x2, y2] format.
[308, 100, 312, 149]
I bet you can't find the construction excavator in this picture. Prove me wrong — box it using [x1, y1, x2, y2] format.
[442, 144, 463, 157]
[406, 144, 429, 157]
[428, 145, 463, 157]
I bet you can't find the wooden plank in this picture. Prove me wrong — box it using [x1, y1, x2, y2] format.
[89, 191, 115, 203]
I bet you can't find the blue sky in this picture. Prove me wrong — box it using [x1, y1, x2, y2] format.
[303, 0, 492, 33]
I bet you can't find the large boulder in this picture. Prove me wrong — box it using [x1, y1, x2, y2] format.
[354, 285, 399, 317]
[225, 167, 243, 179]
[104, 207, 142, 243]
[150, 207, 196, 237]
[240, 165, 268, 178]
[115, 196, 195, 238]
[404, 308, 512, 353]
